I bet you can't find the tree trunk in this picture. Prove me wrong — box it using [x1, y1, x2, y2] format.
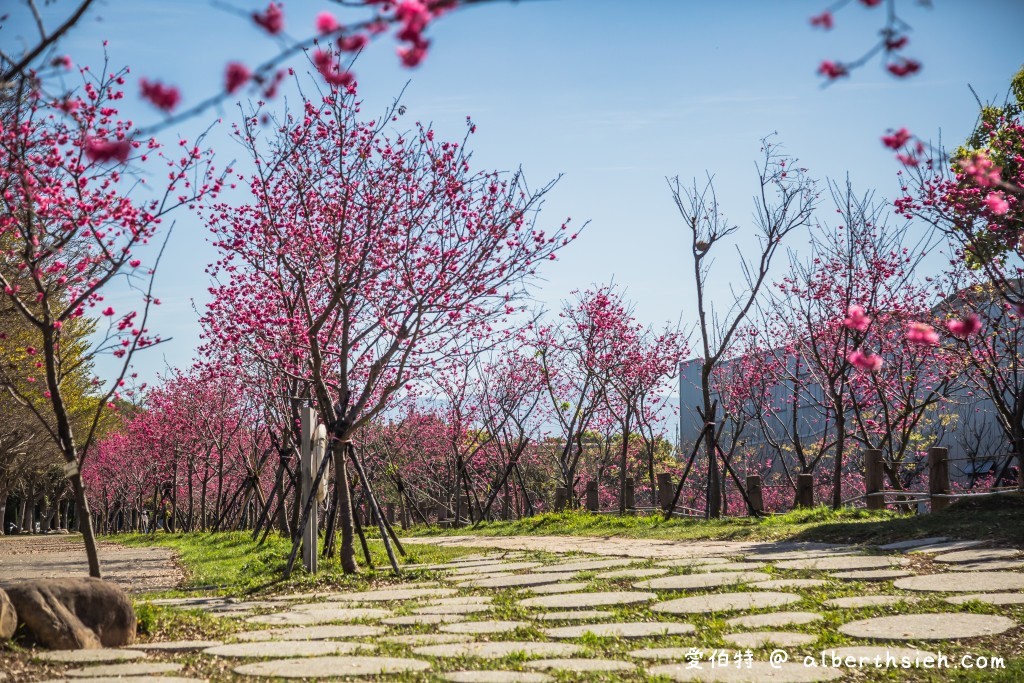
[618, 415, 630, 515]
[334, 445, 358, 573]
[832, 415, 846, 509]
[704, 405, 720, 518]
[69, 472, 101, 576]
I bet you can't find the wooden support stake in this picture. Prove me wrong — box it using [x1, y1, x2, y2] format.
[865, 449, 884, 511]
[584, 481, 598, 511]
[745, 475, 764, 515]
[795, 473, 814, 508]
[929, 446, 950, 512]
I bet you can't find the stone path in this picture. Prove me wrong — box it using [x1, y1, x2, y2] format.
[0, 535, 181, 593]
[11, 532, 1024, 681]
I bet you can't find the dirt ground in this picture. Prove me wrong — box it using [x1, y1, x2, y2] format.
[0, 534, 182, 593]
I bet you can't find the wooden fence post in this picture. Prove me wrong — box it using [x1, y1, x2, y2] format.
[795, 473, 814, 508]
[746, 475, 764, 515]
[585, 481, 599, 511]
[624, 478, 635, 509]
[657, 473, 673, 511]
[865, 449, 884, 511]
[929, 446, 950, 512]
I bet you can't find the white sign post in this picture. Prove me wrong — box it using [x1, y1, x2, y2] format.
[300, 405, 318, 574]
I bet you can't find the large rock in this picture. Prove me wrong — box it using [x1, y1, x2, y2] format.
[0, 588, 16, 640]
[5, 578, 136, 649]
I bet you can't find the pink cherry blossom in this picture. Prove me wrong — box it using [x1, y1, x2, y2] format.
[848, 349, 882, 372]
[84, 137, 131, 164]
[316, 12, 340, 34]
[947, 314, 982, 339]
[225, 62, 251, 94]
[253, 3, 284, 35]
[984, 192, 1010, 215]
[809, 12, 833, 29]
[881, 128, 911, 149]
[887, 59, 921, 77]
[818, 61, 848, 79]
[958, 152, 1002, 187]
[139, 79, 181, 111]
[843, 304, 871, 331]
[906, 321, 939, 345]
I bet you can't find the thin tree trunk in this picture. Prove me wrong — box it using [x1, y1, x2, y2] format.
[334, 444, 357, 573]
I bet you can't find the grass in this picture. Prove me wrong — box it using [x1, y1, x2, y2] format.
[407, 494, 1024, 547]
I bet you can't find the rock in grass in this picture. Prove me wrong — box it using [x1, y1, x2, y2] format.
[0, 588, 16, 640]
[6, 578, 136, 649]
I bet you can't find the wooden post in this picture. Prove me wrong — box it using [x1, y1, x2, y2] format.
[929, 447, 950, 512]
[553, 487, 568, 512]
[385, 503, 395, 525]
[436, 503, 447, 523]
[865, 449, 884, 511]
[624, 478, 635, 509]
[299, 405, 317, 574]
[745, 475, 764, 515]
[657, 473, 673, 511]
[795, 473, 814, 508]
[585, 481, 598, 511]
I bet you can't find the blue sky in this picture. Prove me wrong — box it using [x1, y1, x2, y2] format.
[8, 0, 1024, 387]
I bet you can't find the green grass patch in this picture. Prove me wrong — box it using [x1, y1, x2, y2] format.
[407, 494, 1024, 546]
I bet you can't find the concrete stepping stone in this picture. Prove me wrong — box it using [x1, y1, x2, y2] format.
[831, 569, 912, 581]
[534, 558, 636, 573]
[424, 560, 508, 570]
[840, 613, 1017, 640]
[126, 640, 223, 651]
[287, 604, 392, 617]
[232, 624, 384, 641]
[629, 648, 697, 660]
[331, 587, 456, 601]
[823, 596, 919, 609]
[381, 633, 474, 645]
[448, 572, 514, 582]
[413, 603, 491, 615]
[543, 622, 695, 639]
[204, 600, 279, 611]
[699, 562, 767, 572]
[266, 592, 334, 602]
[382, 613, 467, 625]
[648, 660, 843, 681]
[528, 582, 589, 594]
[533, 610, 613, 622]
[877, 537, 948, 551]
[65, 663, 183, 677]
[774, 556, 906, 571]
[519, 591, 657, 610]
[750, 579, 827, 590]
[946, 560, 1024, 571]
[233, 655, 430, 677]
[945, 593, 1024, 606]
[441, 672, 552, 683]
[655, 557, 731, 568]
[412, 641, 582, 659]
[723, 631, 817, 648]
[743, 548, 859, 562]
[447, 562, 543, 574]
[634, 572, 770, 591]
[594, 567, 669, 580]
[426, 596, 493, 606]
[726, 612, 822, 629]
[440, 620, 530, 634]
[146, 596, 227, 606]
[907, 540, 985, 554]
[652, 591, 801, 615]
[821, 646, 941, 665]
[458, 573, 576, 589]
[204, 640, 370, 657]
[35, 678, 204, 683]
[526, 658, 635, 672]
[933, 548, 1022, 564]
[244, 608, 387, 625]
[894, 571, 1024, 593]
[35, 649, 148, 664]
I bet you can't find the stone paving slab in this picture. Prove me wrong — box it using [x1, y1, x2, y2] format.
[64, 663, 183, 678]
[700, 562, 768, 572]
[876, 537, 949, 551]
[823, 596, 919, 609]
[203, 640, 370, 657]
[945, 592, 1024, 606]
[381, 634, 474, 645]
[647, 660, 844, 681]
[412, 642, 582, 659]
[533, 559, 637, 573]
[655, 558, 731, 568]
[233, 655, 430, 677]
[289, 603, 392, 616]
[652, 591, 801, 615]
[532, 610, 613, 622]
[382, 613, 467, 625]
[457, 573, 577, 589]
[726, 612, 823, 629]
[34, 678, 205, 683]
[426, 596, 493, 606]
[441, 672, 552, 683]
[830, 569, 912, 581]
[946, 560, 1024, 571]
[907, 540, 986, 554]
[524, 658, 636, 672]
[933, 548, 1022, 564]
[542, 622, 695, 639]
[519, 591, 657, 610]
[330, 587, 456, 601]
[839, 613, 1017, 640]
[244, 608, 388, 626]
[126, 640, 223, 652]
[231, 625, 384, 641]
[749, 579, 827, 590]
[593, 567, 669, 580]
[412, 603, 491, 615]
[446, 562, 543, 575]
[629, 648, 697, 660]
[894, 571, 1024, 593]
[821, 646, 941, 665]
[439, 620, 530, 634]
[635, 571, 771, 591]
[774, 556, 906, 571]
[723, 631, 817, 648]
[527, 582, 589, 594]
[34, 650, 148, 664]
